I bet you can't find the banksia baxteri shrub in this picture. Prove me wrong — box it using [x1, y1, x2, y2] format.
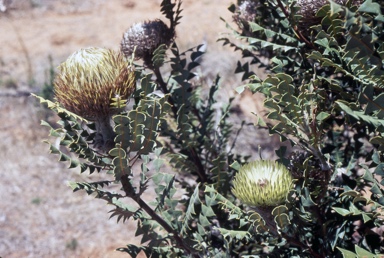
[121, 19, 174, 67]
[54, 47, 136, 150]
[35, 0, 384, 256]
[232, 160, 293, 207]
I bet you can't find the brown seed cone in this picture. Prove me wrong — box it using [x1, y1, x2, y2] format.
[233, 0, 258, 32]
[232, 0, 259, 25]
[297, 0, 362, 30]
[54, 47, 136, 121]
[121, 19, 174, 67]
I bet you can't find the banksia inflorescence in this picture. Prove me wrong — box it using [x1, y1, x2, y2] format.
[121, 19, 175, 67]
[232, 160, 293, 207]
[54, 47, 136, 150]
[54, 47, 135, 120]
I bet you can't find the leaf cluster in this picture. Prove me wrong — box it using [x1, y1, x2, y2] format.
[36, 0, 249, 257]
[222, 0, 384, 256]
[35, 0, 384, 257]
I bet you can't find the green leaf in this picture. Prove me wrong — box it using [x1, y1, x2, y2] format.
[109, 146, 127, 158]
[316, 112, 331, 122]
[210, 154, 229, 194]
[355, 245, 376, 257]
[216, 227, 251, 243]
[340, 190, 361, 198]
[332, 207, 352, 216]
[152, 44, 167, 68]
[229, 161, 241, 171]
[274, 211, 290, 229]
[365, 93, 384, 118]
[32, 94, 88, 122]
[198, 213, 211, 227]
[181, 184, 200, 234]
[201, 205, 215, 217]
[337, 101, 384, 127]
[152, 173, 176, 211]
[109, 197, 140, 223]
[337, 247, 357, 258]
[358, 0, 381, 14]
[110, 145, 130, 180]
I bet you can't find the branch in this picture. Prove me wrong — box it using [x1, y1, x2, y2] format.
[153, 66, 208, 183]
[121, 175, 198, 257]
[281, 232, 324, 258]
[153, 66, 178, 117]
[275, 0, 317, 50]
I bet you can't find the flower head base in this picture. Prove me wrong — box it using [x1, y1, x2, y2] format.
[232, 160, 293, 207]
[121, 19, 174, 67]
[54, 47, 136, 120]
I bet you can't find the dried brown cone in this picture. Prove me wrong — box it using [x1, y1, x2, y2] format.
[54, 47, 136, 120]
[121, 19, 175, 67]
[297, 0, 362, 30]
[233, 0, 258, 34]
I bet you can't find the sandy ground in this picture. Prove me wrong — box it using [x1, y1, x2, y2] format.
[0, 0, 238, 89]
[0, 1, 278, 257]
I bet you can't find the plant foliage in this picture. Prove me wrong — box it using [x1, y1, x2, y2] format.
[35, 0, 384, 257]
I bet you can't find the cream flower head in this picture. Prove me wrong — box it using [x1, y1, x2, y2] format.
[54, 47, 136, 120]
[232, 160, 293, 207]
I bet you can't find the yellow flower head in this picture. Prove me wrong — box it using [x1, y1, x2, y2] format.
[54, 47, 136, 120]
[232, 160, 293, 207]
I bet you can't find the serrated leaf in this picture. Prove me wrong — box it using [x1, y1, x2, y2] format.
[198, 213, 211, 227]
[201, 205, 215, 217]
[32, 94, 88, 122]
[274, 212, 290, 229]
[337, 247, 357, 258]
[229, 161, 241, 171]
[217, 228, 251, 243]
[333, 207, 352, 216]
[113, 115, 131, 125]
[109, 147, 127, 158]
[109, 197, 139, 223]
[355, 245, 376, 257]
[340, 190, 361, 198]
[197, 223, 206, 236]
[358, 0, 381, 14]
[116, 244, 144, 257]
[316, 112, 331, 121]
[365, 93, 384, 118]
[210, 154, 229, 193]
[153, 158, 164, 172]
[181, 184, 200, 234]
[152, 44, 167, 68]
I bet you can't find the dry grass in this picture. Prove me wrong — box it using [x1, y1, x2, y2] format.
[0, 0, 281, 257]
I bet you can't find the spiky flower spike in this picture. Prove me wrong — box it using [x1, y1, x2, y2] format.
[232, 160, 293, 207]
[54, 47, 135, 120]
[121, 19, 175, 67]
[54, 47, 136, 151]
